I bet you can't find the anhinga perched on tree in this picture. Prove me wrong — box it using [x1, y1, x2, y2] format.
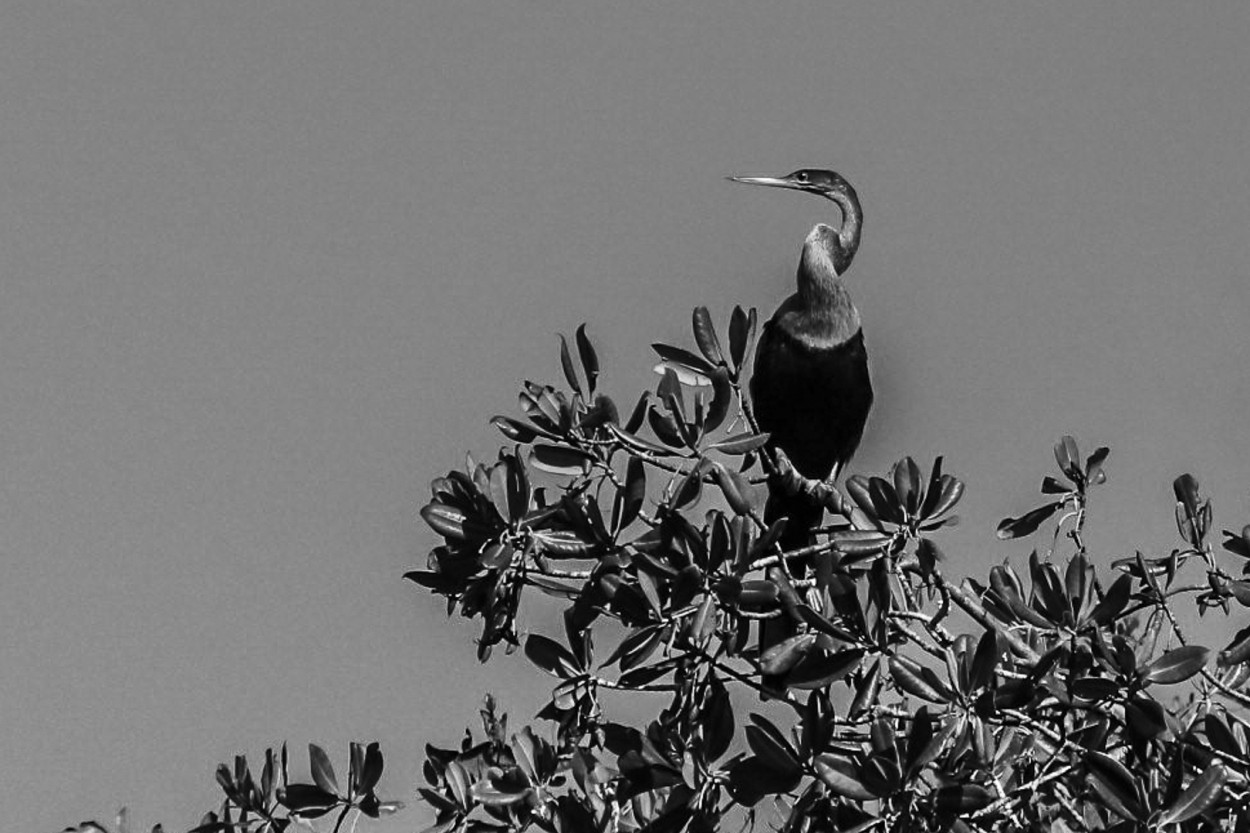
[730, 169, 872, 682]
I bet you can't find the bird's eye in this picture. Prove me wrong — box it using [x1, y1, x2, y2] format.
[795, 172, 809, 182]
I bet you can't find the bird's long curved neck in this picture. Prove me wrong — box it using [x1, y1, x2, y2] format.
[829, 188, 861, 268]
[797, 188, 862, 310]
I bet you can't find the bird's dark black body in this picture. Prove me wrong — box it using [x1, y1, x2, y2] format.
[754, 323, 873, 598]
[729, 168, 873, 690]
[751, 326, 873, 485]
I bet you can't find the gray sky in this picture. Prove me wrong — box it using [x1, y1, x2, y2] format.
[3, 2, 1249, 830]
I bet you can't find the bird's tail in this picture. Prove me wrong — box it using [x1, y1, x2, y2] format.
[764, 488, 825, 566]
[758, 487, 824, 697]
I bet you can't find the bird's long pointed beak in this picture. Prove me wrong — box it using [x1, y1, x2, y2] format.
[726, 175, 800, 190]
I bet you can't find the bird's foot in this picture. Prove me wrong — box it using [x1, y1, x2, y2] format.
[770, 449, 854, 520]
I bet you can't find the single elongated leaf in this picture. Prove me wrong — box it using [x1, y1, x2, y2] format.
[687, 593, 717, 646]
[759, 632, 817, 676]
[309, 744, 339, 796]
[524, 634, 582, 679]
[647, 407, 686, 448]
[692, 306, 725, 365]
[814, 754, 875, 801]
[889, 655, 951, 703]
[712, 463, 757, 517]
[745, 722, 801, 776]
[558, 334, 582, 397]
[525, 573, 580, 598]
[510, 730, 535, 780]
[1065, 553, 1090, 609]
[612, 457, 646, 534]
[903, 709, 933, 777]
[652, 342, 717, 374]
[486, 464, 512, 524]
[529, 443, 594, 476]
[472, 779, 532, 807]
[786, 649, 864, 690]
[604, 624, 665, 671]
[918, 456, 946, 518]
[261, 747, 276, 800]
[1054, 436, 1081, 481]
[731, 578, 780, 608]
[671, 460, 706, 510]
[532, 529, 599, 559]
[420, 503, 481, 543]
[1219, 625, 1250, 667]
[936, 784, 995, 813]
[1071, 676, 1121, 700]
[575, 324, 598, 394]
[1158, 764, 1226, 825]
[280, 783, 338, 815]
[707, 431, 770, 456]
[347, 740, 362, 795]
[996, 502, 1062, 540]
[1204, 714, 1241, 757]
[849, 662, 882, 718]
[906, 709, 953, 777]
[1041, 476, 1069, 494]
[703, 674, 734, 761]
[1085, 446, 1110, 484]
[358, 743, 383, 795]
[925, 475, 964, 520]
[728, 754, 801, 804]
[728, 306, 756, 373]
[1229, 580, 1250, 607]
[829, 529, 892, 558]
[491, 415, 551, 443]
[844, 476, 878, 521]
[892, 457, 922, 517]
[861, 755, 901, 798]
[969, 629, 998, 692]
[1086, 751, 1144, 821]
[705, 367, 732, 432]
[657, 366, 686, 418]
[796, 604, 858, 643]
[1143, 645, 1209, 685]
[607, 422, 674, 457]
[623, 392, 649, 434]
[1174, 473, 1201, 515]
[617, 658, 679, 689]
[1222, 526, 1250, 560]
[1087, 573, 1132, 626]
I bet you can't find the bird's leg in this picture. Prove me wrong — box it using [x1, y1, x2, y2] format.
[770, 449, 855, 524]
[769, 448, 806, 499]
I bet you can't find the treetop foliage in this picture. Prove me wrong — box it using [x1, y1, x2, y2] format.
[74, 307, 1250, 832]
[407, 307, 1250, 833]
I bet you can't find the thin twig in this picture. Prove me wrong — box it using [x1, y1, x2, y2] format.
[934, 572, 1041, 664]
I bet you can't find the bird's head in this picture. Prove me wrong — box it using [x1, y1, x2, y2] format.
[727, 169, 855, 203]
[729, 169, 862, 272]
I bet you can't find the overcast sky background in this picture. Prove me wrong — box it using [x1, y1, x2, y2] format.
[3, 2, 1249, 830]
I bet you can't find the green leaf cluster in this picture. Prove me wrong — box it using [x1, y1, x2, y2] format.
[410, 309, 1250, 833]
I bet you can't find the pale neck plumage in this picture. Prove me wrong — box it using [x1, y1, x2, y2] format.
[828, 186, 862, 268]
[797, 225, 854, 307]
[792, 224, 861, 343]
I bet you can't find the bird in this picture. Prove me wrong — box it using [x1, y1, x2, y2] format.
[729, 169, 873, 684]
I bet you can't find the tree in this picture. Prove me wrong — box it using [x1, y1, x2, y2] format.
[83, 306, 1250, 831]
[407, 307, 1250, 832]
